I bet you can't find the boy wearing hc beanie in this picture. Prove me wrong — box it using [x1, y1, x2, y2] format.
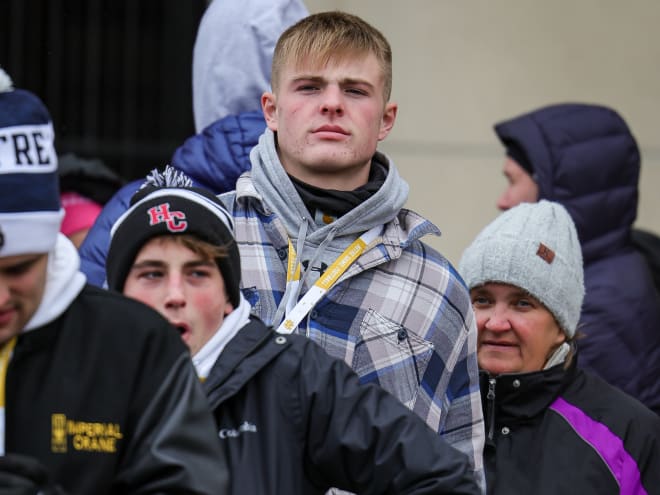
[0, 68, 228, 494]
[458, 200, 660, 495]
[107, 179, 481, 495]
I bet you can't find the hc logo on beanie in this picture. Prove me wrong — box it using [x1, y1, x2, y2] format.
[147, 203, 188, 232]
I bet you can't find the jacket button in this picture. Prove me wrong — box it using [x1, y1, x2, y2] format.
[275, 336, 287, 345]
[310, 310, 318, 319]
[277, 248, 287, 260]
[397, 329, 408, 341]
[512, 379, 521, 388]
[501, 426, 510, 435]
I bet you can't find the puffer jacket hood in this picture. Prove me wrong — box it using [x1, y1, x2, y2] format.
[494, 103, 640, 264]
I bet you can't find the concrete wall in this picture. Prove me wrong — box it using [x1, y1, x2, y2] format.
[304, 0, 660, 265]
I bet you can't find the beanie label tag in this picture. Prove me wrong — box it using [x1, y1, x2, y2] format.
[536, 243, 555, 264]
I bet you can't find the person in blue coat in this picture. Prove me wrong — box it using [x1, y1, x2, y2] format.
[79, 0, 308, 286]
[493, 102, 660, 414]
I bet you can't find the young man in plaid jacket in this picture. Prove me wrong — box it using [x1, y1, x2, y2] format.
[218, 11, 485, 490]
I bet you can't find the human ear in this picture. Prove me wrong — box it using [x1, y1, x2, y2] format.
[553, 328, 567, 346]
[378, 102, 398, 141]
[261, 92, 278, 132]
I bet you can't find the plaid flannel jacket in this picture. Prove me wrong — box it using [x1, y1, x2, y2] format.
[220, 173, 485, 489]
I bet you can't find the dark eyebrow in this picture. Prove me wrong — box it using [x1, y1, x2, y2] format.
[471, 284, 530, 299]
[130, 259, 215, 271]
[340, 77, 374, 89]
[292, 75, 375, 90]
[130, 260, 166, 271]
[182, 260, 215, 270]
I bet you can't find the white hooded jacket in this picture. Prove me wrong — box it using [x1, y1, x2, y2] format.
[192, 0, 308, 132]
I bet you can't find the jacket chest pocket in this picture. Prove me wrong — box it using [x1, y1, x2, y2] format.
[351, 309, 434, 409]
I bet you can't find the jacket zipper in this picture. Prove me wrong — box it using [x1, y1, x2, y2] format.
[486, 377, 496, 441]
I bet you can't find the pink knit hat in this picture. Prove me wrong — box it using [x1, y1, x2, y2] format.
[60, 191, 102, 236]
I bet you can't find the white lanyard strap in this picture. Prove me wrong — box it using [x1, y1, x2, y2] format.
[276, 226, 381, 334]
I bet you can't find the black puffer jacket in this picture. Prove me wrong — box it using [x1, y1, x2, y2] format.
[203, 317, 481, 495]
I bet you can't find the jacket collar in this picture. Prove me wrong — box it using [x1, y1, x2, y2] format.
[203, 318, 291, 407]
[480, 358, 578, 425]
[234, 167, 442, 277]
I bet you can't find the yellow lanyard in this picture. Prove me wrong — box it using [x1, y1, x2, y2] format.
[286, 239, 302, 283]
[283, 239, 304, 317]
[0, 337, 17, 408]
[276, 226, 381, 334]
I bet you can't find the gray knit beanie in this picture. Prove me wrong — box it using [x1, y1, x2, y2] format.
[458, 200, 585, 337]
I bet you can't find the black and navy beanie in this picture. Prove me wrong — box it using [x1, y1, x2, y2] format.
[0, 68, 62, 256]
[106, 185, 241, 306]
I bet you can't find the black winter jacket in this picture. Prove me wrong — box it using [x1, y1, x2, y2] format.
[5, 285, 229, 495]
[203, 317, 480, 495]
[480, 357, 660, 494]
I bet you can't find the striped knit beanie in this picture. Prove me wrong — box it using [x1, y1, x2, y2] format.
[106, 183, 241, 307]
[0, 68, 62, 256]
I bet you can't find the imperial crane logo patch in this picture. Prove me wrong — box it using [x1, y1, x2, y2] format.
[51, 414, 123, 454]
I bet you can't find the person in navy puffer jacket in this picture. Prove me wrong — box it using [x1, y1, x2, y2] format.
[493, 102, 660, 414]
[79, 0, 308, 286]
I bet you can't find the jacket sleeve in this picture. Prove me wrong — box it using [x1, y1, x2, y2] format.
[113, 352, 229, 494]
[79, 180, 142, 287]
[297, 339, 481, 495]
[439, 301, 487, 492]
[79, 111, 263, 288]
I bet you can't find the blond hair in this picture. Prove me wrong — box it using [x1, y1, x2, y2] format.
[271, 11, 392, 101]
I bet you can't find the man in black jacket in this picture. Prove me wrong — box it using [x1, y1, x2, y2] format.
[106, 180, 481, 495]
[0, 70, 228, 494]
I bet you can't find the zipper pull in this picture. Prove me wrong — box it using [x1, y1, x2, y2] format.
[487, 378, 496, 400]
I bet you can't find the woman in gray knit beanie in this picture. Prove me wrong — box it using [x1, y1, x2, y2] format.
[459, 200, 660, 495]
